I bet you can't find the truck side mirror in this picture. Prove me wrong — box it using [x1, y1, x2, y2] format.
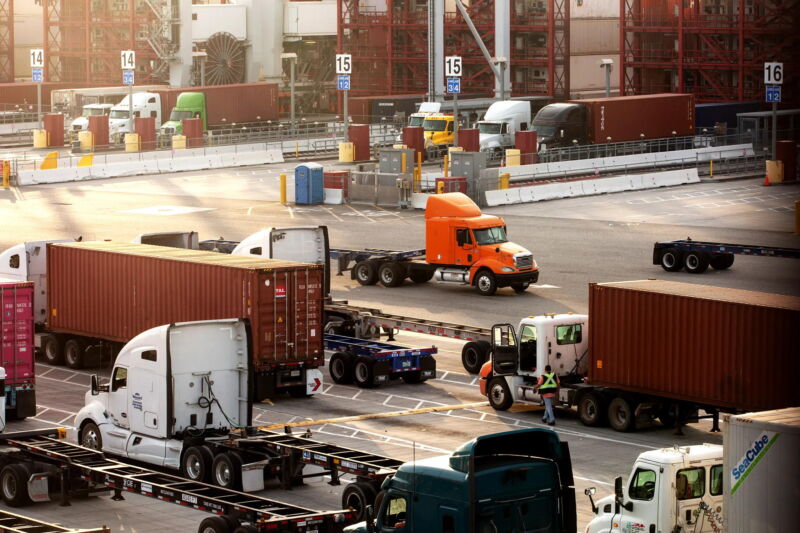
[585, 487, 598, 514]
[614, 476, 623, 499]
[90, 374, 99, 396]
[559, 129, 565, 138]
[365, 505, 376, 532]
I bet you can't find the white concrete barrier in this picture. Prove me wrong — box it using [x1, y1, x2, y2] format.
[484, 168, 700, 206]
[323, 188, 343, 205]
[411, 193, 431, 210]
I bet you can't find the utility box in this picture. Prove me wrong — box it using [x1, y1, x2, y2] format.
[295, 162, 324, 204]
[379, 147, 416, 174]
[450, 151, 487, 202]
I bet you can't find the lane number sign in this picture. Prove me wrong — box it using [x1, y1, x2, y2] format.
[445, 56, 462, 78]
[336, 54, 352, 75]
[764, 62, 783, 85]
[121, 50, 136, 70]
[30, 49, 44, 68]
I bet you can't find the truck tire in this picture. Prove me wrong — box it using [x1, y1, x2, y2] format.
[607, 397, 636, 432]
[511, 282, 530, 294]
[212, 452, 243, 491]
[80, 421, 103, 450]
[683, 251, 710, 274]
[409, 270, 434, 283]
[660, 248, 684, 272]
[487, 377, 513, 411]
[378, 262, 405, 287]
[342, 481, 378, 522]
[198, 516, 233, 533]
[354, 260, 378, 286]
[578, 393, 605, 427]
[329, 352, 354, 384]
[710, 253, 734, 270]
[42, 334, 64, 365]
[182, 445, 213, 483]
[64, 338, 86, 369]
[461, 341, 490, 374]
[0, 464, 33, 507]
[474, 270, 497, 296]
[353, 357, 376, 388]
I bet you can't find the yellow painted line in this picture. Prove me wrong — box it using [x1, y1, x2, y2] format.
[508, 404, 544, 413]
[258, 400, 489, 431]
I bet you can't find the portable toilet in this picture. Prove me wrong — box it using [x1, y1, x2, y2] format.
[295, 163, 324, 204]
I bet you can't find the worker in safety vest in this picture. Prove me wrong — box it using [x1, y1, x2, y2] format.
[536, 364, 560, 426]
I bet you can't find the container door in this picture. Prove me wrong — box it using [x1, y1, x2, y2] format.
[0, 285, 35, 386]
[256, 271, 291, 364]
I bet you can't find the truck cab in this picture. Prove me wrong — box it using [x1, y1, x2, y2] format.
[75, 319, 250, 470]
[108, 92, 163, 142]
[585, 444, 724, 533]
[477, 101, 532, 154]
[531, 103, 587, 150]
[345, 428, 576, 533]
[160, 92, 206, 136]
[70, 103, 114, 132]
[479, 314, 589, 410]
[422, 114, 455, 151]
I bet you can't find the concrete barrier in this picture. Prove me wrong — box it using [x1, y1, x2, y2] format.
[16, 144, 286, 185]
[484, 168, 700, 206]
[323, 188, 343, 205]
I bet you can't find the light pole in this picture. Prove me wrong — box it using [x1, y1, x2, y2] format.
[600, 59, 613, 98]
[281, 53, 298, 130]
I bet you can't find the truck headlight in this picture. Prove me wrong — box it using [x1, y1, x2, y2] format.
[502, 266, 515, 273]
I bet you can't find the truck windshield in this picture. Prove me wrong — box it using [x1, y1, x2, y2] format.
[473, 226, 508, 245]
[83, 108, 107, 117]
[532, 124, 556, 137]
[109, 110, 129, 119]
[170, 110, 195, 121]
[478, 122, 502, 134]
[409, 116, 424, 127]
[423, 119, 448, 131]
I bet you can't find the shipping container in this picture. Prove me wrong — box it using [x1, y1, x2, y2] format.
[570, 93, 694, 143]
[695, 101, 762, 130]
[588, 280, 800, 412]
[190, 82, 279, 126]
[0, 81, 92, 108]
[723, 407, 800, 533]
[0, 281, 36, 419]
[46, 242, 324, 399]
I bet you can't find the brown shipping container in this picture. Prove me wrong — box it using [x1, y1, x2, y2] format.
[0, 82, 93, 107]
[588, 280, 800, 412]
[194, 82, 279, 126]
[571, 93, 694, 144]
[46, 242, 324, 372]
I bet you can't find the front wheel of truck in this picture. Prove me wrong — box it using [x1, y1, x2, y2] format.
[80, 421, 103, 450]
[474, 270, 497, 296]
[488, 377, 513, 410]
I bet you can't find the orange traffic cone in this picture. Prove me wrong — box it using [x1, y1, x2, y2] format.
[763, 174, 771, 186]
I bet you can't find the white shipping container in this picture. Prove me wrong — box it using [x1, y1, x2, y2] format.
[723, 408, 800, 533]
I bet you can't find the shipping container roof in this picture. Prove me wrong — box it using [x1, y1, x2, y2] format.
[568, 93, 691, 104]
[594, 280, 800, 311]
[730, 407, 800, 430]
[52, 241, 322, 271]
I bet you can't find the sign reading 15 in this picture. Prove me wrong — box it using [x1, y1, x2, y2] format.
[336, 54, 352, 75]
[445, 56, 462, 78]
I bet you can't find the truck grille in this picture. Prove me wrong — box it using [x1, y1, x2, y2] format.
[514, 253, 534, 269]
[162, 127, 175, 135]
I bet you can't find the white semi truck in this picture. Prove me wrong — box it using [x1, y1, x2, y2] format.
[108, 92, 164, 142]
[583, 407, 799, 533]
[477, 100, 534, 155]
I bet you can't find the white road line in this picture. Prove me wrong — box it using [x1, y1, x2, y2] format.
[321, 206, 344, 222]
[574, 476, 612, 486]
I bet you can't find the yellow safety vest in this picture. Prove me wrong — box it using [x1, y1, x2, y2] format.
[539, 372, 558, 391]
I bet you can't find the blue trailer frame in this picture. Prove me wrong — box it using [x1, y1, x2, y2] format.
[653, 238, 800, 274]
[324, 333, 436, 387]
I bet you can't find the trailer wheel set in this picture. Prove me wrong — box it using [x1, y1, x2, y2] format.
[654, 239, 799, 274]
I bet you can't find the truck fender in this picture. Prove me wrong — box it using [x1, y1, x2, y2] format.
[478, 362, 493, 396]
[468, 260, 506, 283]
[74, 400, 110, 436]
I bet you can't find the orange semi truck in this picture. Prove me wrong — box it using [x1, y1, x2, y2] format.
[332, 193, 539, 295]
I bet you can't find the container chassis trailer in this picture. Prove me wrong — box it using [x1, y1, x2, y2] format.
[0, 509, 110, 533]
[653, 238, 800, 274]
[0, 428, 355, 533]
[323, 334, 436, 387]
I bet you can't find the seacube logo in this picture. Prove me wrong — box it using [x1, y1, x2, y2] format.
[730, 431, 780, 494]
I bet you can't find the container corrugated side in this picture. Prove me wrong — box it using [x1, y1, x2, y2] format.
[723, 408, 800, 533]
[0, 281, 35, 386]
[201, 82, 279, 125]
[47, 242, 323, 370]
[588, 280, 800, 411]
[575, 93, 694, 143]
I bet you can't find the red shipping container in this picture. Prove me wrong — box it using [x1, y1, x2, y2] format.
[47, 243, 325, 398]
[457, 128, 479, 152]
[515, 130, 538, 165]
[349, 124, 371, 161]
[87, 115, 109, 148]
[0, 81, 91, 107]
[43, 114, 65, 147]
[588, 280, 800, 412]
[0, 281, 35, 389]
[569, 93, 694, 144]
[402, 126, 425, 161]
[135, 116, 157, 151]
[324, 171, 349, 197]
[182, 118, 204, 147]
